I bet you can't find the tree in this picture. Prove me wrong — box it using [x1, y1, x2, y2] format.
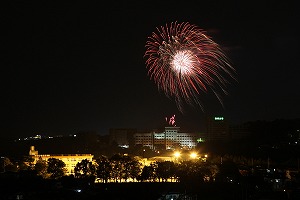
[1, 157, 17, 172]
[96, 156, 112, 183]
[74, 159, 96, 178]
[156, 161, 176, 182]
[18, 162, 30, 171]
[140, 165, 154, 182]
[16, 156, 36, 171]
[110, 154, 123, 182]
[128, 159, 141, 181]
[176, 161, 193, 183]
[47, 158, 66, 179]
[35, 159, 48, 178]
[22, 155, 35, 170]
[108, 154, 142, 182]
[121, 158, 132, 181]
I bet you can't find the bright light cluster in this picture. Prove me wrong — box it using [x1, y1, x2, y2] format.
[171, 50, 195, 75]
[144, 21, 236, 112]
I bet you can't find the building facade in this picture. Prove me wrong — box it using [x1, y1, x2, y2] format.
[29, 146, 93, 176]
[206, 116, 230, 142]
[109, 128, 136, 148]
[134, 127, 198, 150]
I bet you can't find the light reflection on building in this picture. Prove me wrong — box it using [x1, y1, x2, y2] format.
[134, 127, 198, 150]
[29, 146, 93, 176]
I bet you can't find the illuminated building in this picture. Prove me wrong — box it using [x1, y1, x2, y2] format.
[134, 132, 153, 149]
[134, 127, 198, 150]
[29, 146, 93, 175]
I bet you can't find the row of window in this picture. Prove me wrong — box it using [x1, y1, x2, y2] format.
[135, 141, 196, 145]
[135, 138, 195, 142]
[135, 134, 195, 137]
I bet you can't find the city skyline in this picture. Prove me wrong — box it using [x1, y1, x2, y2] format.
[4, 1, 299, 138]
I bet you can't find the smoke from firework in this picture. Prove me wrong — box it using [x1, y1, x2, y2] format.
[144, 22, 236, 112]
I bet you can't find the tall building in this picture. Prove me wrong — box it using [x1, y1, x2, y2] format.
[206, 116, 230, 142]
[165, 127, 198, 150]
[109, 128, 137, 148]
[134, 132, 153, 149]
[29, 146, 94, 175]
[134, 127, 198, 150]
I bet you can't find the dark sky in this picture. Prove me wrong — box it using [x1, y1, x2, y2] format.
[3, 1, 299, 137]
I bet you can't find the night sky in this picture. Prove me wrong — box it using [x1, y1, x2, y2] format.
[3, 1, 299, 137]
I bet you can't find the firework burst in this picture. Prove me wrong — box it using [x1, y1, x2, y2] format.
[144, 21, 236, 112]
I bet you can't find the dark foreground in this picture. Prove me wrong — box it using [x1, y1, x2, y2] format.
[1, 176, 300, 200]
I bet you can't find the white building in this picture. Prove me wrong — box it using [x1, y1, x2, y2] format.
[134, 127, 198, 150]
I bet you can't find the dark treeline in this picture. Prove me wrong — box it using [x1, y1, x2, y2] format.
[198, 118, 300, 165]
[245, 118, 300, 145]
[1, 153, 299, 200]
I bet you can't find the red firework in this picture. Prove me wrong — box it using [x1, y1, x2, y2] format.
[144, 21, 236, 111]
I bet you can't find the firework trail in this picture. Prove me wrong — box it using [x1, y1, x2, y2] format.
[144, 21, 236, 112]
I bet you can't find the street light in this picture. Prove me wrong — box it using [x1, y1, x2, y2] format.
[190, 152, 198, 159]
[201, 154, 208, 162]
[174, 151, 181, 158]
[173, 151, 181, 163]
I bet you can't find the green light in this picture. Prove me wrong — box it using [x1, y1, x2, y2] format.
[214, 117, 224, 121]
[197, 138, 205, 143]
